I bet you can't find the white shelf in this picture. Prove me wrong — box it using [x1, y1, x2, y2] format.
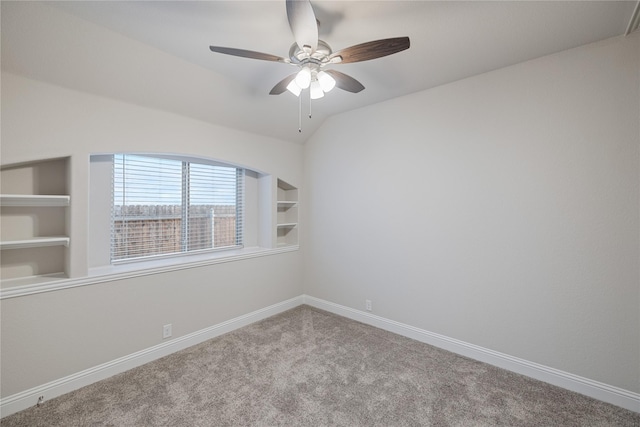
[276, 179, 298, 247]
[1, 194, 70, 207]
[277, 223, 297, 228]
[1, 237, 70, 250]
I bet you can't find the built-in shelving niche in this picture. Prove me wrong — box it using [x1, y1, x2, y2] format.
[1, 158, 71, 285]
[276, 179, 298, 247]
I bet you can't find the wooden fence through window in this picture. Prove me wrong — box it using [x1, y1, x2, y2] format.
[112, 205, 237, 260]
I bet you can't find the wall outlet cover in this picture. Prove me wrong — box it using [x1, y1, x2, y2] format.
[163, 324, 172, 339]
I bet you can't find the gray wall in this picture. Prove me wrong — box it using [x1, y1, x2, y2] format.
[303, 35, 640, 393]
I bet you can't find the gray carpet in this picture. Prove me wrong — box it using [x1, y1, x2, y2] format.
[2, 305, 638, 426]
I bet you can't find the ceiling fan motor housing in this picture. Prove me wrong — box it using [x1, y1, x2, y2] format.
[289, 39, 334, 69]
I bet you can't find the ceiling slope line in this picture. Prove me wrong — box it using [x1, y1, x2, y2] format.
[625, 1, 640, 35]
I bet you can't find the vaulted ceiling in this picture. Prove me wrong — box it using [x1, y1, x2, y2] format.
[2, 1, 638, 144]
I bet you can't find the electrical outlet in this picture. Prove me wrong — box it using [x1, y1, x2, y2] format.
[163, 324, 172, 339]
[365, 299, 372, 311]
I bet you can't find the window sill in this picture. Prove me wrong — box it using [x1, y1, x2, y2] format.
[0, 245, 299, 299]
[91, 245, 261, 276]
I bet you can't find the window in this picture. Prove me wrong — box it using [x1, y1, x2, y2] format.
[111, 154, 244, 262]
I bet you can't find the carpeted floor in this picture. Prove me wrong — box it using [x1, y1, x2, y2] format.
[2, 305, 638, 426]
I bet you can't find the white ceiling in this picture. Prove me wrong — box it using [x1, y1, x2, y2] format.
[1, 1, 637, 144]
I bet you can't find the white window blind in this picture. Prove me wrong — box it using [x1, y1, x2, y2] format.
[111, 154, 244, 262]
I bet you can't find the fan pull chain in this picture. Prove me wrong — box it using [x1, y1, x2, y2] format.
[298, 92, 302, 133]
[309, 89, 312, 119]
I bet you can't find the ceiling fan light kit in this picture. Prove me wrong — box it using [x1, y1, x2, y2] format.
[287, 67, 336, 97]
[209, 0, 410, 131]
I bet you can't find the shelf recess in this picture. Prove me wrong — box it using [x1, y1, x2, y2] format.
[276, 178, 298, 247]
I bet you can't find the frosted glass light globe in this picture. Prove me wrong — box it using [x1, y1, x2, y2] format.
[286, 80, 302, 96]
[317, 71, 336, 92]
[295, 67, 312, 89]
[310, 81, 324, 99]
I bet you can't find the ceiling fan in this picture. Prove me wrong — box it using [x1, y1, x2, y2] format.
[209, 0, 410, 101]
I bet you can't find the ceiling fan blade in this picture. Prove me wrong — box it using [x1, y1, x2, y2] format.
[329, 37, 410, 64]
[324, 69, 365, 93]
[286, 0, 318, 52]
[270, 73, 297, 95]
[209, 46, 288, 63]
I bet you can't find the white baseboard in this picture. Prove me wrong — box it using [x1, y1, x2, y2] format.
[3, 294, 638, 418]
[0, 296, 304, 418]
[302, 295, 640, 413]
